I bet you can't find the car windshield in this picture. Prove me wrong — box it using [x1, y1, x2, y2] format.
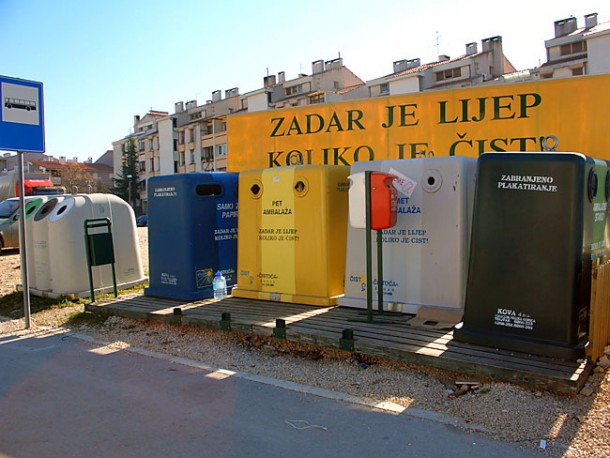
[0, 200, 19, 218]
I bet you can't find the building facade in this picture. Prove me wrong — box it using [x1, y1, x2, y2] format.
[113, 57, 367, 212]
[367, 36, 516, 97]
[111, 13, 608, 210]
[0, 152, 113, 194]
[537, 13, 610, 78]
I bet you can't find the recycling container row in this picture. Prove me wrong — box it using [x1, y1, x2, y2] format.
[145, 154, 610, 360]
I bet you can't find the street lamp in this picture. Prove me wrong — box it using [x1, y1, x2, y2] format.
[212, 118, 216, 172]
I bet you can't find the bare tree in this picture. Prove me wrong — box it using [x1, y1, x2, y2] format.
[60, 163, 95, 194]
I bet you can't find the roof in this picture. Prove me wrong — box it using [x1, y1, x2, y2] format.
[336, 83, 366, 95]
[368, 52, 484, 84]
[585, 20, 610, 38]
[28, 159, 113, 174]
[546, 19, 610, 46]
[538, 54, 587, 68]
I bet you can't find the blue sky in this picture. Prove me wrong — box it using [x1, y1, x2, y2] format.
[1, 0, 608, 162]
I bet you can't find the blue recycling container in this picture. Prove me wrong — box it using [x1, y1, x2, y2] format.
[144, 172, 239, 301]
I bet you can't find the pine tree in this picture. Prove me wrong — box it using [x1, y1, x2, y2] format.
[113, 137, 139, 209]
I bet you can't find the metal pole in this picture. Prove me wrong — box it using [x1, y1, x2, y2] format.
[212, 118, 216, 172]
[17, 152, 31, 329]
[365, 171, 373, 322]
[377, 229, 384, 314]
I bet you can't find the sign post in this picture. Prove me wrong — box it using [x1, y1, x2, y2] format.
[0, 75, 45, 329]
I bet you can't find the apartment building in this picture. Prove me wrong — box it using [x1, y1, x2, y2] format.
[112, 110, 170, 212]
[174, 88, 241, 175]
[259, 57, 367, 109]
[367, 36, 516, 97]
[113, 90, 244, 212]
[537, 13, 610, 78]
[111, 12, 608, 205]
[113, 57, 366, 212]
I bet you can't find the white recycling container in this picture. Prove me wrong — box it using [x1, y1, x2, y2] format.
[29, 194, 145, 297]
[339, 156, 476, 324]
[29, 196, 64, 292]
[20, 196, 48, 289]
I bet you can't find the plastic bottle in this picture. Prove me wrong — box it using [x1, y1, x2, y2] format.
[213, 271, 227, 300]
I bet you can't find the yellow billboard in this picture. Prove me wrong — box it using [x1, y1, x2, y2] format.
[227, 74, 610, 172]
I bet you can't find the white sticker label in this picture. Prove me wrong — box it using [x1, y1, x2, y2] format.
[493, 308, 536, 331]
[389, 168, 417, 197]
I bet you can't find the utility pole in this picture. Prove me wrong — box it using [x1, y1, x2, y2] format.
[127, 174, 133, 208]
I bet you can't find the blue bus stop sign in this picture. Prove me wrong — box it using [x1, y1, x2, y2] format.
[0, 75, 45, 153]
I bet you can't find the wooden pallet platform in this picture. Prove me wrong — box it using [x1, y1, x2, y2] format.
[85, 294, 593, 394]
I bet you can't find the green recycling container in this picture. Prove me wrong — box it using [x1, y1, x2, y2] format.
[454, 152, 607, 360]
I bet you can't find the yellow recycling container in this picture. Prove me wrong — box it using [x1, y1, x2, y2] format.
[233, 165, 350, 306]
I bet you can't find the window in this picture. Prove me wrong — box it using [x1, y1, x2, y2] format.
[560, 41, 587, 56]
[178, 131, 185, 144]
[203, 146, 213, 161]
[572, 67, 584, 76]
[139, 161, 146, 172]
[217, 144, 227, 156]
[150, 158, 154, 172]
[138, 141, 145, 151]
[190, 151, 195, 164]
[435, 67, 462, 82]
[179, 151, 185, 166]
[286, 85, 302, 96]
[379, 83, 389, 94]
[309, 93, 325, 104]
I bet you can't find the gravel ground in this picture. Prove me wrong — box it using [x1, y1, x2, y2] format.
[1, 227, 610, 457]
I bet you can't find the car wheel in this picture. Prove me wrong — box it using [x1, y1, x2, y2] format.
[0, 238, 3, 254]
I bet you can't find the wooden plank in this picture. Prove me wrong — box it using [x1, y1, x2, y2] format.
[282, 316, 582, 372]
[85, 293, 592, 393]
[288, 321, 579, 379]
[91, 296, 583, 373]
[589, 262, 610, 362]
[184, 298, 585, 367]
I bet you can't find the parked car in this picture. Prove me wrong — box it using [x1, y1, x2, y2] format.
[136, 214, 148, 227]
[0, 198, 24, 253]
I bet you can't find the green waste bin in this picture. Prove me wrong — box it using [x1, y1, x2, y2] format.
[454, 152, 606, 360]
